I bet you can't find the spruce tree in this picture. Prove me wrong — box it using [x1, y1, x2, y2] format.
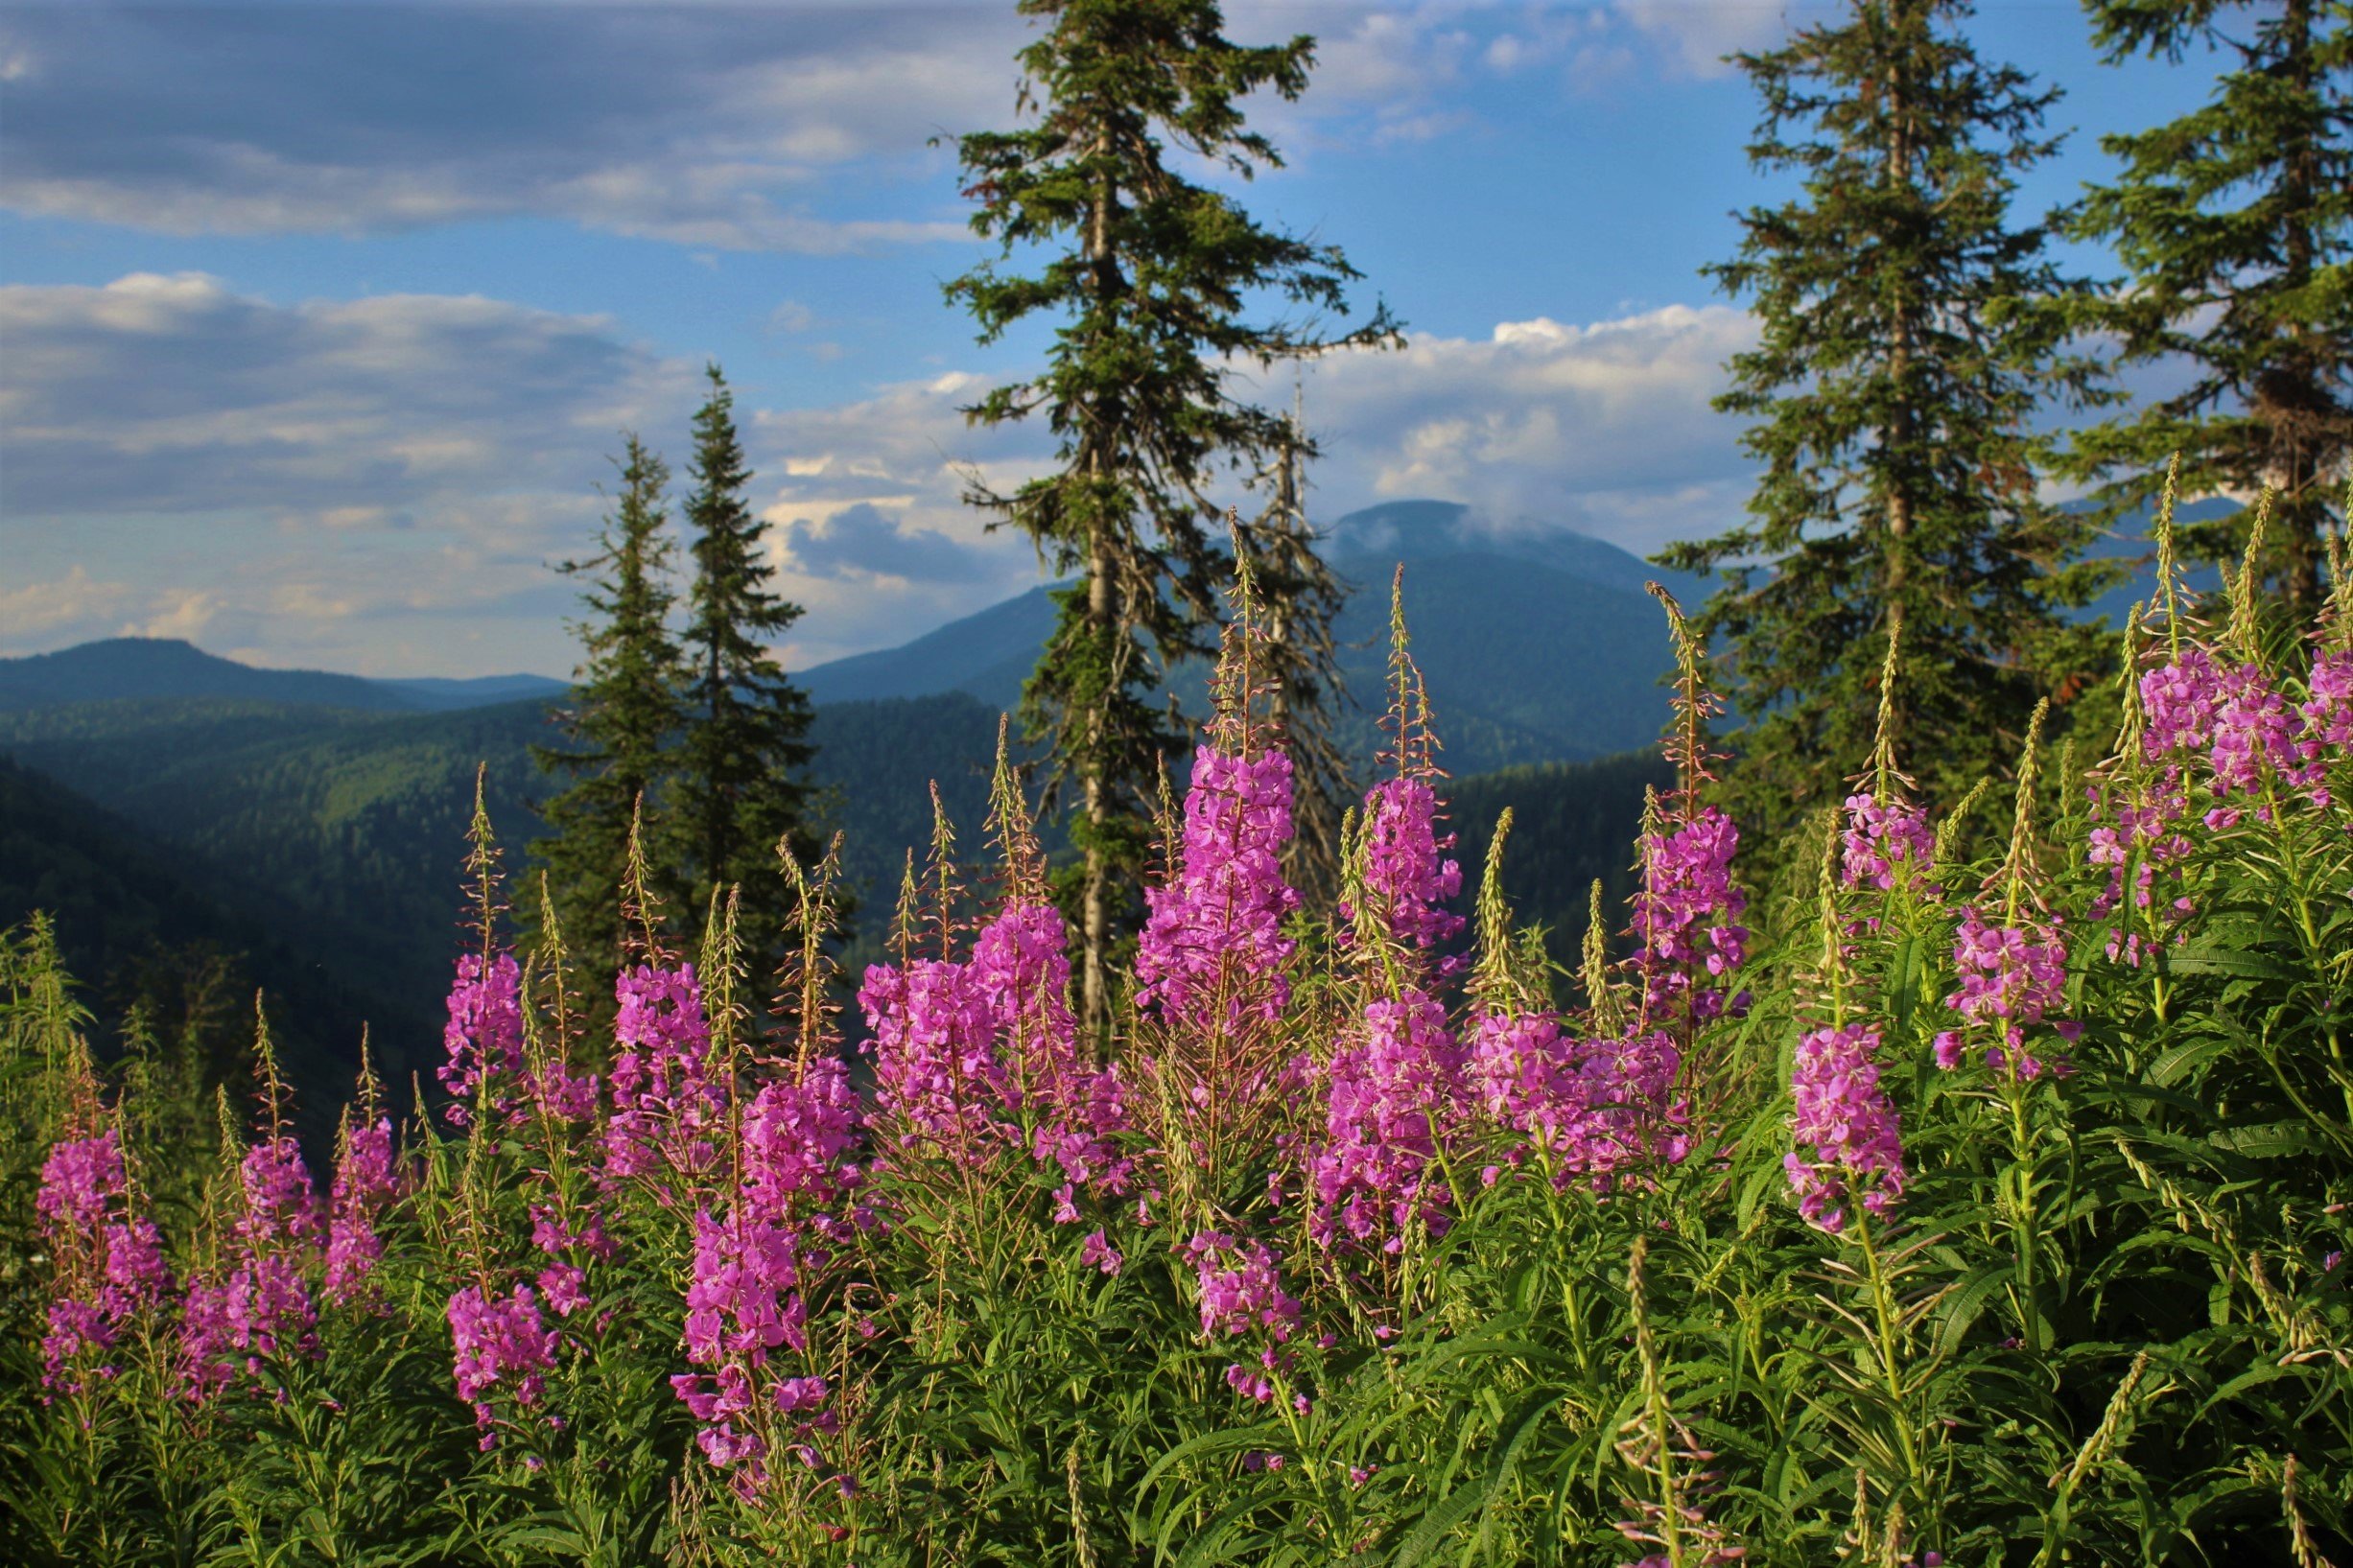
[2064, 0, 2352, 612]
[675, 363, 820, 960]
[944, 0, 1398, 1030]
[1656, 0, 2111, 844]
[533, 435, 687, 970]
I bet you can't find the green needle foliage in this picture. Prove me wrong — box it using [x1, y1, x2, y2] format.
[941, 0, 1399, 1031]
[676, 364, 822, 968]
[2064, 0, 2353, 612]
[534, 435, 690, 983]
[1657, 0, 2116, 849]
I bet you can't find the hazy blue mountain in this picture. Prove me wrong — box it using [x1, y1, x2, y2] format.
[375, 672, 569, 710]
[798, 500, 1704, 771]
[799, 590, 1057, 710]
[0, 638, 562, 714]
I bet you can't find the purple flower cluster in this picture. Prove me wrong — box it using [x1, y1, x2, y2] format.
[1839, 793, 1937, 896]
[604, 963, 726, 1185]
[1632, 807, 1750, 1027]
[1184, 1230, 1301, 1342]
[2141, 646, 2225, 761]
[1353, 775, 1466, 957]
[742, 1057, 864, 1216]
[2210, 664, 2307, 798]
[2302, 651, 2353, 767]
[1935, 908, 2079, 1082]
[447, 1282, 559, 1444]
[440, 951, 524, 1127]
[1135, 744, 1301, 1032]
[1467, 1009, 1693, 1184]
[35, 1129, 172, 1392]
[974, 901, 1133, 1198]
[1308, 991, 1468, 1251]
[1783, 1023, 1905, 1233]
[861, 901, 1132, 1201]
[2085, 784, 2197, 966]
[2143, 649, 2330, 804]
[673, 1054, 868, 1488]
[182, 1135, 324, 1395]
[324, 1114, 399, 1304]
[529, 1206, 615, 1319]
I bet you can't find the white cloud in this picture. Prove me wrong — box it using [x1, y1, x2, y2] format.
[0, 567, 132, 645]
[1294, 302, 1756, 553]
[1, 263, 1760, 674]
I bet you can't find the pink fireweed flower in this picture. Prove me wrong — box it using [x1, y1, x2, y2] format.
[182, 1134, 325, 1394]
[324, 1114, 399, 1304]
[440, 950, 524, 1127]
[1784, 1023, 1905, 1233]
[604, 962, 726, 1185]
[859, 955, 1003, 1163]
[1309, 990, 1468, 1251]
[227, 1136, 321, 1362]
[2141, 647, 2225, 762]
[1632, 807, 1750, 1027]
[1353, 775, 1466, 958]
[447, 1282, 559, 1442]
[1465, 1010, 1690, 1183]
[863, 901, 1132, 1199]
[1839, 793, 1936, 896]
[1080, 1229, 1122, 1275]
[2301, 650, 2353, 760]
[741, 1056, 864, 1216]
[1136, 744, 1302, 1031]
[682, 1209, 813, 1367]
[2209, 662, 2306, 798]
[530, 1059, 601, 1126]
[1549, 1027, 1690, 1181]
[1935, 907, 2077, 1082]
[1184, 1231, 1301, 1342]
[975, 901, 1134, 1197]
[1467, 1007, 1569, 1134]
[35, 1129, 173, 1392]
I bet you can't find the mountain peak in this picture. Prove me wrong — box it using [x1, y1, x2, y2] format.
[0, 637, 564, 714]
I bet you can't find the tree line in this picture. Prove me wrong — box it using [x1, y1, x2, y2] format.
[538, 0, 2347, 1025]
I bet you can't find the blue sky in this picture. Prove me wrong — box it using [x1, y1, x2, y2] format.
[0, 1, 2224, 678]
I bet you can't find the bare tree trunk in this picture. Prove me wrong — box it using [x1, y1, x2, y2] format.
[2276, 0, 2323, 615]
[1081, 523, 1112, 1038]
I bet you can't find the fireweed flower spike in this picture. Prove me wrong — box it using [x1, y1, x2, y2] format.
[1135, 577, 1303, 1033]
[1633, 587, 1750, 1036]
[1341, 568, 1464, 965]
[184, 1004, 324, 1394]
[35, 1043, 172, 1395]
[324, 1041, 401, 1305]
[673, 844, 865, 1493]
[1785, 1022, 1906, 1233]
[1934, 703, 2079, 1082]
[1840, 612, 1937, 901]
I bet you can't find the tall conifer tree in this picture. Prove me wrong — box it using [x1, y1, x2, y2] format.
[944, 0, 1397, 1029]
[676, 364, 820, 957]
[1657, 0, 2110, 842]
[2064, 0, 2352, 612]
[533, 435, 687, 966]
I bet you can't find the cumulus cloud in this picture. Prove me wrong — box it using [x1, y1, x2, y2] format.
[0, 271, 700, 672]
[0, 264, 1759, 673]
[0, 5, 1777, 249]
[0, 272, 697, 518]
[0, 6, 1007, 249]
[1295, 303, 1757, 554]
[778, 503, 991, 585]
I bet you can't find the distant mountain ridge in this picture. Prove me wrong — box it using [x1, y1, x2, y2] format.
[799, 499, 1708, 771]
[0, 638, 566, 714]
